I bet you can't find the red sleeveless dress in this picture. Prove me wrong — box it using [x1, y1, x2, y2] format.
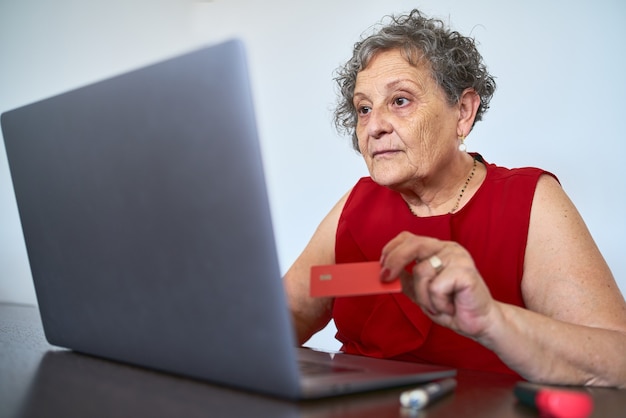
[333, 156, 553, 375]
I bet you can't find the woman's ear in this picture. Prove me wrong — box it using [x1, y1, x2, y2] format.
[457, 88, 481, 135]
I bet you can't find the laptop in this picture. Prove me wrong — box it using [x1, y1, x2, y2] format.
[1, 39, 455, 400]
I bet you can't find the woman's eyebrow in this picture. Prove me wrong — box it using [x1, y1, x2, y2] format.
[355, 78, 421, 96]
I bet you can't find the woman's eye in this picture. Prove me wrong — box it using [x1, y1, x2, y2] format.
[357, 106, 371, 116]
[394, 97, 410, 106]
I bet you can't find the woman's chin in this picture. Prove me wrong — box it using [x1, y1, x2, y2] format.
[369, 171, 406, 188]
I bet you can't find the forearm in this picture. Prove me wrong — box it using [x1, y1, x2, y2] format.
[284, 269, 333, 345]
[291, 309, 332, 345]
[480, 302, 626, 387]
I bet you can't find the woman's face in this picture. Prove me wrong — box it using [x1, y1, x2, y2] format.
[353, 48, 461, 188]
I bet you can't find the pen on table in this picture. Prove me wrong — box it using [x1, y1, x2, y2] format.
[399, 377, 457, 409]
[514, 381, 593, 418]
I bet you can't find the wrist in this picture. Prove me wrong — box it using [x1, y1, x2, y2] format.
[472, 300, 507, 350]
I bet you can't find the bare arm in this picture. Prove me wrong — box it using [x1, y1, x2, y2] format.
[380, 175, 626, 386]
[283, 191, 350, 345]
[484, 175, 626, 386]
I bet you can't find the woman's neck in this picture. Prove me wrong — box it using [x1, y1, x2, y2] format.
[401, 153, 484, 217]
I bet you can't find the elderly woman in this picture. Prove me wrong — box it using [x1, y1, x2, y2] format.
[283, 9, 626, 387]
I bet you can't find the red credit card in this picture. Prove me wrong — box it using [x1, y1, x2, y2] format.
[310, 261, 402, 297]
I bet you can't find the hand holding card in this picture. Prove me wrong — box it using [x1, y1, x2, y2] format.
[310, 261, 402, 297]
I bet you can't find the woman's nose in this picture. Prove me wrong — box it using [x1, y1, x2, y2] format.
[366, 107, 393, 139]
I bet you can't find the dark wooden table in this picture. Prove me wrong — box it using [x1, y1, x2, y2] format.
[1, 302, 623, 417]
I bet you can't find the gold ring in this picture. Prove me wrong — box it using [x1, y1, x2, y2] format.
[428, 255, 444, 274]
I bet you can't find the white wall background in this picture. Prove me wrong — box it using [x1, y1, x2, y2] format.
[1, 0, 625, 352]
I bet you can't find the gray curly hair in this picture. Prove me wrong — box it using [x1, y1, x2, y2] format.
[333, 9, 497, 152]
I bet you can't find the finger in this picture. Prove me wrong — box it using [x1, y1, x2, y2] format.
[380, 232, 418, 273]
[409, 261, 439, 314]
[399, 270, 417, 302]
[398, 268, 433, 315]
[382, 233, 445, 263]
[428, 255, 444, 274]
[428, 275, 457, 316]
[412, 253, 455, 315]
[380, 233, 445, 281]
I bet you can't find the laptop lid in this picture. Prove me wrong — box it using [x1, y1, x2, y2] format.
[2, 39, 454, 400]
[2, 39, 306, 397]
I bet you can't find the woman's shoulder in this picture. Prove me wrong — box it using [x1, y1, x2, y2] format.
[478, 154, 558, 184]
[465, 154, 559, 215]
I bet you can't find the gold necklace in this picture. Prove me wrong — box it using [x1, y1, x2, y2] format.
[449, 157, 477, 214]
[406, 157, 477, 216]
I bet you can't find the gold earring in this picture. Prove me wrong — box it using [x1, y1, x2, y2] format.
[458, 134, 467, 152]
